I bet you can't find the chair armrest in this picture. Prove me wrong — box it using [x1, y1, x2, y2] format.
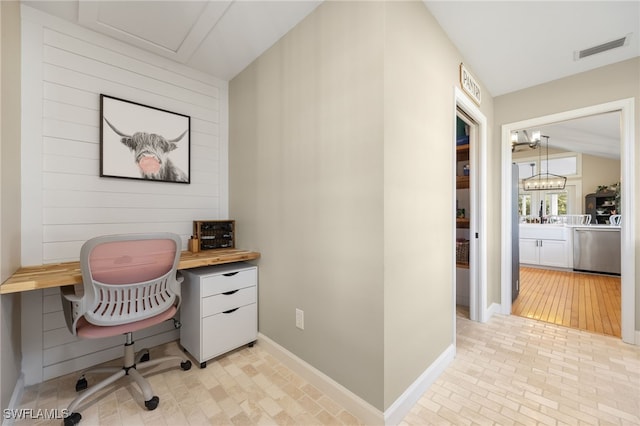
[172, 271, 184, 311]
[60, 284, 82, 302]
[60, 285, 85, 335]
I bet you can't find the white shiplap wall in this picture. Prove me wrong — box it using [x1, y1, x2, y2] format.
[20, 6, 229, 385]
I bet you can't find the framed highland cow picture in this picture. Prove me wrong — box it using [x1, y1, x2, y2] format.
[100, 94, 191, 184]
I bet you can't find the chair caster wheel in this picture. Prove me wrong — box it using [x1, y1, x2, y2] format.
[200, 361, 207, 368]
[75, 377, 88, 392]
[145, 396, 159, 411]
[181, 360, 192, 371]
[140, 352, 150, 362]
[248, 341, 255, 348]
[64, 412, 81, 426]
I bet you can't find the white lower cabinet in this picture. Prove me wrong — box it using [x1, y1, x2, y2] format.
[520, 238, 569, 268]
[519, 238, 540, 265]
[519, 225, 572, 268]
[180, 262, 258, 368]
[538, 239, 569, 267]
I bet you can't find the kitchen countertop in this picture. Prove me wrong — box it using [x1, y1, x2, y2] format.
[568, 224, 621, 230]
[520, 223, 620, 229]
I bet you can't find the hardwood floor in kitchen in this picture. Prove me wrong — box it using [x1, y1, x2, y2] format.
[512, 266, 621, 337]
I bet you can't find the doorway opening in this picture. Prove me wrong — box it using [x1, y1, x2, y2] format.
[510, 112, 622, 337]
[455, 110, 474, 320]
[500, 99, 636, 344]
[453, 87, 488, 326]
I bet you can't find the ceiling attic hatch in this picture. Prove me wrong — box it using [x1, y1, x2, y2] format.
[575, 34, 631, 60]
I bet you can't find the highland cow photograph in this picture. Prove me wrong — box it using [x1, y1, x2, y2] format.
[100, 94, 190, 184]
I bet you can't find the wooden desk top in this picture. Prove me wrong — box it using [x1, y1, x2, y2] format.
[0, 248, 260, 295]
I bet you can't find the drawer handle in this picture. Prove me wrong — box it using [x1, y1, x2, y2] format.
[223, 272, 239, 277]
[222, 289, 239, 295]
[223, 308, 239, 314]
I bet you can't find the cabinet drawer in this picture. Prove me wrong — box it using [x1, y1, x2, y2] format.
[202, 286, 256, 317]
[201, 268, 257, 297]
[201, 304, 257, 361]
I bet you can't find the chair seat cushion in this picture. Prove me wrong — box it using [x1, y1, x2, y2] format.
[76, 306, 177, 339]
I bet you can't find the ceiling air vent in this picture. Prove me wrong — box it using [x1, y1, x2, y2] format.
[575, 34, 631, 60]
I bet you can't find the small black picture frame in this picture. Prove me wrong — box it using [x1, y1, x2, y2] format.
[100, 94, 190, 184]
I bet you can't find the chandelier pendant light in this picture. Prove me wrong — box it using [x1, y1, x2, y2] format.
[522, 132, 567, 191]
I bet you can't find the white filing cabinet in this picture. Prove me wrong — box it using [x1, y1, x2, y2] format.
[180, 262, 257, 368]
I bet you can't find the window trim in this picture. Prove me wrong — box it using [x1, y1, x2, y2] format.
[514, 152, 582, 178]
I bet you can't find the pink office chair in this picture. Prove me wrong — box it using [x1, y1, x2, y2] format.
[59, 233, 192, 426]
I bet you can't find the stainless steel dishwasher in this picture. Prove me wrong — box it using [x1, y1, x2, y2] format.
[573, 227, 621, 275]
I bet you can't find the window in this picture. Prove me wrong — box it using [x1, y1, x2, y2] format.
[517, 162, 536, 180]
[516, 153, 580, 179]
[518, 193, 531, 216]
[519, 187, 574, 220]
[544, 156, 577, 176]
[545, 191, 568, 215]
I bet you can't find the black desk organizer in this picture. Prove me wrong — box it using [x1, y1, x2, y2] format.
[193, 220, 235, 250]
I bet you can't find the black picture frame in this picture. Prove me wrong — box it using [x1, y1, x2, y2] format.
[100, 94, 191, 184]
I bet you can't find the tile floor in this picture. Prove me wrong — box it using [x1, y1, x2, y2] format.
[402, 308, 640, 425]
[17, 310, 640, 425]
[16, 340, 362, 426]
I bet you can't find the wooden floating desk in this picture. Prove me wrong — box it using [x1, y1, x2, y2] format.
[0, 248, 260, 295]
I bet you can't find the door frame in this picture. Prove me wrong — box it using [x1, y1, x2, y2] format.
[500, 98, 636, 344]
[454, 87, 488, 323]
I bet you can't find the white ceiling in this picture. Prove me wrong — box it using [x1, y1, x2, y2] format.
[515, 111, 621, 160]
[424, 1, 639, 97]
[423, 1, 637, 161]
[23, 1, 638, 159]
[23, 0, 323, 80]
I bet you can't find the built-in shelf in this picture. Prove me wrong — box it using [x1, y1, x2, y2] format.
[456, 175, 470, 189]
[456, 143, 470, 228]
[456, 144, 469, 162]
[456, 262, 470, 269]
[456, 218, 470, 228]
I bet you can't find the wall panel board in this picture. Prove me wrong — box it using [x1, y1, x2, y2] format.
[20, 5, 228, 385]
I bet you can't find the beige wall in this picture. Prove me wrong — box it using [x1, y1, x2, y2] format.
[1, 0, 22, 410]
[382, 1, 494, 406]
[581, 155, 620, 203]
[230, 1, 386, 409]
[230, 0, 494, 410]
[494, 58, 640, 327]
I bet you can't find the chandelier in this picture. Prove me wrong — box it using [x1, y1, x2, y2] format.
[520, 131, 567, 191]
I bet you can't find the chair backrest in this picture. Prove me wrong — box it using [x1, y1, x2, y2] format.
[609, 215, 621, 225]
[78, 233, 183, 327]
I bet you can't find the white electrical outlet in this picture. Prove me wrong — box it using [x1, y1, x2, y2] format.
[295, 308, 304, 330]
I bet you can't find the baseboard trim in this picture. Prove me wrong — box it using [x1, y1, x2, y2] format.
[486, 302, 502, 320]
[2, 373, 25, 426]
[635, 329, 640, 346]
[383, 344, 455, 426]
[257, 333, 383, 425]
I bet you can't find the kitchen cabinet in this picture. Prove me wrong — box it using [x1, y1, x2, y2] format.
[180, 262, 257, 368]
[520, 238, 569, 268]
[585, 190, 617, 224]
[519, 225, 571, 268]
